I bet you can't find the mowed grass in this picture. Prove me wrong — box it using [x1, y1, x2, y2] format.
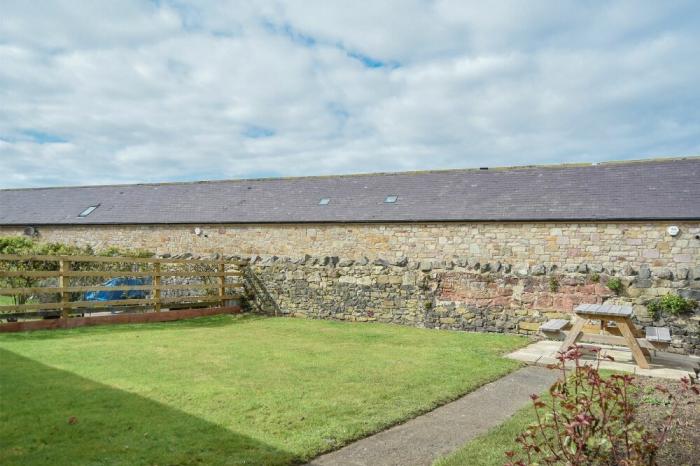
[0, 315, 526, 465]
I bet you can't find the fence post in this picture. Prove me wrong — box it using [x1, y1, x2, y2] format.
[59, 259, 70, 319]
[218, 263, 225, 307]
[153, 262, 161, 312]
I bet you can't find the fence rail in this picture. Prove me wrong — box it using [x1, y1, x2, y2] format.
[0, 254, 245, 319]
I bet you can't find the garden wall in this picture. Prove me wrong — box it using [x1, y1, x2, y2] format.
[1, 221, 698, 353]
[244, 254, 700, 355]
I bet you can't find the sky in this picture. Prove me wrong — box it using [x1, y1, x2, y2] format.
[1, 1, 699, 188]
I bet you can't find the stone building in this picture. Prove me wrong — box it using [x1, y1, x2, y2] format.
[1, 158, 699, 353]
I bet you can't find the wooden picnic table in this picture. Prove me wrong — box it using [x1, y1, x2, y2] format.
[560, 303, 650, 369]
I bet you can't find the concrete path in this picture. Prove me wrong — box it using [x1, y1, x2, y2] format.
[508, 340, 700, 380]
[307, 366, 558, 466]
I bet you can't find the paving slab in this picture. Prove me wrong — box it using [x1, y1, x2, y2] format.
[508, 340, 700, 380]
[306, 366, 558, 466]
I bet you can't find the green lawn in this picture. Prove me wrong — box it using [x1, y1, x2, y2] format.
[0, 295, 12, 305]
[0, 315, 526, 465]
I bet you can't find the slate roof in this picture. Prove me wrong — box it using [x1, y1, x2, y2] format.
[0, 158, 698, 225]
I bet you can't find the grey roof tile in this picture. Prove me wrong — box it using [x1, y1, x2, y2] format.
[0, 158, 698, 225]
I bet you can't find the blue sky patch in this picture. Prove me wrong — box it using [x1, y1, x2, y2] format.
[21, 130, 68, 144]
[243, 126, 275, 139]
[262, 20, 317, 47]
[346, 50, 399, 69]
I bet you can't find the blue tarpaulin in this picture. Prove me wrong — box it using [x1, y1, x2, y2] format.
[84, 277, 151, 301]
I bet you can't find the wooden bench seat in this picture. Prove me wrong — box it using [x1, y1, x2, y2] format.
[645, 326, 671, 343]
[540, 319, 570, 333]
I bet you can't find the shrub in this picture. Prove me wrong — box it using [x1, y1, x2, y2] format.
[548, 276, 559, 292]
[606, 277, 623, 295]
[505, 346, 698, 466]
[0, 237, 88, 305]
[646, 294, 697, 321]
[659, 293, 696, 315]
[646, 300, 662, 321]
[590, 273, 600, 283]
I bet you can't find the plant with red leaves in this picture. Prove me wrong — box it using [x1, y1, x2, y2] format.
[504, 345, 699, 466]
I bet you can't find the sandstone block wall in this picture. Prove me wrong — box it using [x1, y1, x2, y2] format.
[1, 221, 698, 273]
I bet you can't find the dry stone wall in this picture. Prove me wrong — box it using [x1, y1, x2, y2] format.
[244, 254, 700, 355]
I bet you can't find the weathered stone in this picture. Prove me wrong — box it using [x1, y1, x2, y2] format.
[260, 255, 278, 266]
[519, 321, 541, 331]
[589, 264, 603, 273]
[355, 256, 369, 266]
[577, 263, 588, 273]
[419, 261, 432, 272]
[638, 264, 651, 279]
[376, 275, 402, 285]
[373, 258, 390, 267]
[401, 272, 418, 287]
[356, 276, 373, 286]
[563, 264, 578, 273]
[391, 256, 408, 267]
[531, 264, 546, 276]
[679, 288, 700, 301]
[652, 268, 672, 280]
[338, 258, 354, 267]
[634, 278, 652, 288]
[338, 275, 356, 284]
[691, 267, 700, 281]
[431, 261, 446, 270]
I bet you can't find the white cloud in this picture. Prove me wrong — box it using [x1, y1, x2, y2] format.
[0, 0, 699, 187]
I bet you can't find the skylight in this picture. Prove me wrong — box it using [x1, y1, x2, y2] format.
[318, 198, 330, 205]
[78, 205, 99, 217]
[384, 195, 398, 203]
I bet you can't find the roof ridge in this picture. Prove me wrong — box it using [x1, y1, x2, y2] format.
[1, 155, 698, 192]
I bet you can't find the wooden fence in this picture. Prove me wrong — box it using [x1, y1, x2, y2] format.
[0, 254, 247, 329]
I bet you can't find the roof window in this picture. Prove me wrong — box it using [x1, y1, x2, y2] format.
[384, 195, 398, 203]
[318, 198, 330, 205]
[78, 205, 99, 217]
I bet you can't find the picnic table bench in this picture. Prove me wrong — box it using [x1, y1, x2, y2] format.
[559, 304, 657, 369]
